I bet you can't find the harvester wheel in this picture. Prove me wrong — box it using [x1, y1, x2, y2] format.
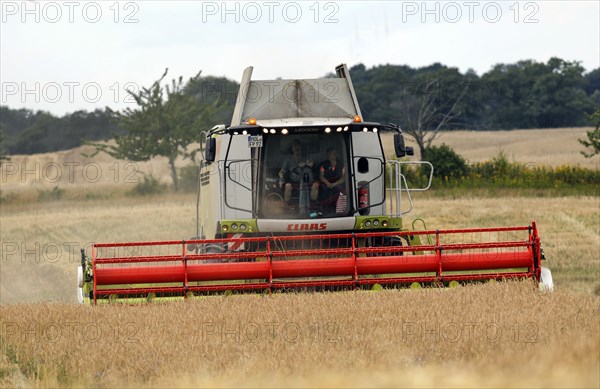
[204, 243, 226, 263]
[371, 283, 383, 291]
[186, 238, 202, 254]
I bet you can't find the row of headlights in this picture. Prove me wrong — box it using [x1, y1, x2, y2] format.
[358, 218, 389, 229]
[231, 126, 379, 135]
[222, 223, 251, 232]
[260, 126, 352, 135]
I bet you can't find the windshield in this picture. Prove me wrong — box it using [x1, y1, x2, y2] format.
[259, 133, 350, 219]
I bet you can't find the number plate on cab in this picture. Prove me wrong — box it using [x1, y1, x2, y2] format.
[248, 135, 263, 148]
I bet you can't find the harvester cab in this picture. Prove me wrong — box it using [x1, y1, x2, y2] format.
[77, 64, 553, 304]
[197, 64, 428, 241]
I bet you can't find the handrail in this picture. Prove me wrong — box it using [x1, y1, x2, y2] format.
[385, 160, 434, 217]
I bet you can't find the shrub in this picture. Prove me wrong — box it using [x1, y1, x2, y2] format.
[127, 174, 167, 196]
[0, 191, 17, 204]
[491, 149, 510, 175]
[37, 186, 65, 201]
[405, 148, 600, 195]
[425, 144, 467, 180]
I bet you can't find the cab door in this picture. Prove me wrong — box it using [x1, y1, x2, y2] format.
[350, 132, 385, 215]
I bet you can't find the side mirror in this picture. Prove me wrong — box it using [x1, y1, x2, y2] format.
[394, 133, 414, 158]
[205, 137, 216, 162]
[357, 157, 369, 173]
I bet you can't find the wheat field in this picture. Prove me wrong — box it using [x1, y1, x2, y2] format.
[383, 127, 600, 168]
[1, 128, 599, 387]
[1, 282, 598, 388]
[1, 194, 598, 387]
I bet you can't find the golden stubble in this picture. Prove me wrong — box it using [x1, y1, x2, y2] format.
[0, 282, 598, 388]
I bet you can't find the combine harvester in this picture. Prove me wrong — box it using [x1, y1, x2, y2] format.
[77, 64, 553, 303]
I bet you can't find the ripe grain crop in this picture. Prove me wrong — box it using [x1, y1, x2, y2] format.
[0, 281, 598, 388]
[382, 127, 600, 168]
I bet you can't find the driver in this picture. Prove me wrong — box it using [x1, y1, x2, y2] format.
[279, 139, 319, 205]
[318, 147, 346, 207]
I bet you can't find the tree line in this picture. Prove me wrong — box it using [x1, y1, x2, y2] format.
[1, 57, 598, 161]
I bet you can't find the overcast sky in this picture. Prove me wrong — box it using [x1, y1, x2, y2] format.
[1, 0, 598, 115]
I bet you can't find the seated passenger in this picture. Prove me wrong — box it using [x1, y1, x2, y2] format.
[278, 139, 319, 205]
[318, 147, 346, 211]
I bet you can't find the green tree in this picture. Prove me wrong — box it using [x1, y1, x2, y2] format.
[580, 108, 600, 158]
[11, 111, 62, 154]
[0, 106, 120, 155]
[480, 60, 537, 129]
[481, 58, 595, 129]
[0, 124, 9, 165]
[583, 68, 600, 97]
[184, 75, 238, 125]
[89, 69, 219, 191]
[532, 58, 593, 128]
